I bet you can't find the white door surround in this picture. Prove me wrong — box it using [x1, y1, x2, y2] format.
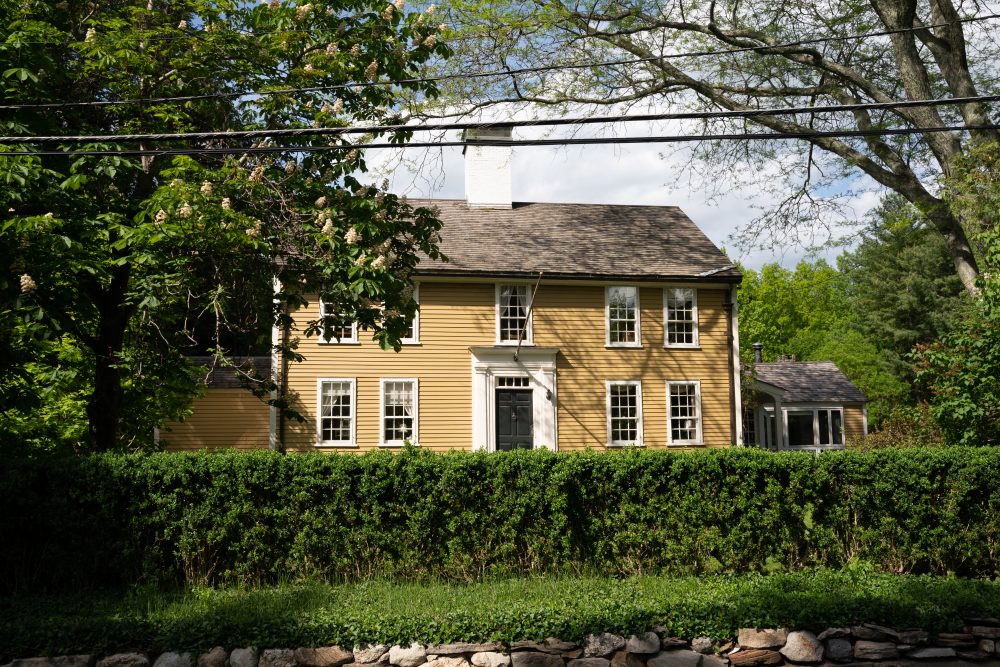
[470, 346, 558, 451]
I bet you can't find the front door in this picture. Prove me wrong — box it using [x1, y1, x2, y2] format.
[496, 389, 533, 450]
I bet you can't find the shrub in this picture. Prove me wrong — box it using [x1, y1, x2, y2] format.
[1, 448, 998, 593]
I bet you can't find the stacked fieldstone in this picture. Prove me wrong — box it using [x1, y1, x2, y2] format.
[6, 619, 1000, 667]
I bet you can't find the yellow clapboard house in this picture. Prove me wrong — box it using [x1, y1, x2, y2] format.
[160, 129, 866, 452]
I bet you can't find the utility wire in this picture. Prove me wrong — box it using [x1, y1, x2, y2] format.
[3, 12, 998, 111]
[2, 123, 997, 157]
[4, 95, 998, 145]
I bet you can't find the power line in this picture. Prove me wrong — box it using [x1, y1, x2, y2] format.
[4, 12, 998, 111]
[4, 95, 998, 145]
[2, 123, 996, 157]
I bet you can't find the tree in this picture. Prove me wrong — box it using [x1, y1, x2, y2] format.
[441, 0, 998, 293]
[1, 0, 449, 451]
[837, 194, 968, 381]
[737, 259, 909, 426]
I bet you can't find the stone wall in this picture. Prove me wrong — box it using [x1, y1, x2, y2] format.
[7, 620, 1000, 667]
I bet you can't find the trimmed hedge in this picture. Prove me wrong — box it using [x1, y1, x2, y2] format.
[1, 448, 999, 592]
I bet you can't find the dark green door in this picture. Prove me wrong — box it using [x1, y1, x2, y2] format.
[496, 389, 533, 450]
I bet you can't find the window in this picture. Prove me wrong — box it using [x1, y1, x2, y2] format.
[497, 284, 531, 344]
[667, 381, 702, 445]
[665, 288, 698, 347]
[317, 379, 355, 446]
[400, 284, 419, 344]
[606, 286, 640, 346]
[319, 299, 357, 343]
[607, 381, 642, 446]
[381, 379, 418, 446]
[788, 408, 843, 447]
[742, 405, 757, 446]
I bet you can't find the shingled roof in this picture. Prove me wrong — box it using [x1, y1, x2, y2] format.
[754, 361, 867, 403]
[411, 199, 741, 282]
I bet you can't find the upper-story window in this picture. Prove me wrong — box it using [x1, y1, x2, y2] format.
[665, 288, 698, 347]
[319, 299, 358, 343]
[496, 284, 532, 344]
[606, 286, 640, 346]
[401, 284, 419, 345]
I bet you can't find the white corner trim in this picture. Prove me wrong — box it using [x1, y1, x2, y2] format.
[729, 285, 742, 446]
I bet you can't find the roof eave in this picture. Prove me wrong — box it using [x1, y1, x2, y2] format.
[414, 268, 743, 283]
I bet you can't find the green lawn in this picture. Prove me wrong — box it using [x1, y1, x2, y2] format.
[2, 570, 998, 659]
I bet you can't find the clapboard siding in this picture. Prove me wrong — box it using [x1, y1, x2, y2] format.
[282, 281, 736, 451]
[161, 389, 269, 450]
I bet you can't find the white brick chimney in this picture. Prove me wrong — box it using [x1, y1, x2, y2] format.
[463, 127, 512, 209]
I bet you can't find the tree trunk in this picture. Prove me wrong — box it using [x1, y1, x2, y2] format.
[87, 350, 124, 451]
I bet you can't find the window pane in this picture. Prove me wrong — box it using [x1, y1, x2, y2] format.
[666, 288, 696, 345]
[608, 287, 637, 343]
[832, 410, 843, 445]
[669, 383, 700, 442]
[499, 285, 528, 342]
[320, 381, 352, 442]
[818, 410, 830, 445]
[383, 381, 415, 443]
[320, 301, 355, 342]
[787, 412, 814, 447]
[609, 384, 639, 442]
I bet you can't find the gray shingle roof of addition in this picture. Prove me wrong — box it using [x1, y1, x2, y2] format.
[755, 361, 867, 403]
[410, 199, 741, 282]
[189, 356, 271, 389]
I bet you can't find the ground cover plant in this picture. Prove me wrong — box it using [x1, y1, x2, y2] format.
[3, 448, 999, 595]
[2, 570, 999, 659]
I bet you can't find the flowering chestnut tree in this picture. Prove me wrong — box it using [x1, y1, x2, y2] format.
[0, 0, 448, 451]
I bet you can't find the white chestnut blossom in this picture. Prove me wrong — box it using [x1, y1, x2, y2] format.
[321, 219, 335, 235]
[179, 202, 193, 218]
[438, 23, 446, 31]
[345, 148, 359, 162]
[393, 0, 405, 9]
[246, 219, 263, 237]
[200, 181, 213, 196]
[325, 43, 338, 56]
[315, 196, 327, 208]
[364, 61, 378, 80]
[268, 0, 280, 9]
[295, 3, 312, 20]
[371, 255, 386, 269]
[285, 161, 297, 174]
[423, 34, 437, 47]
[178, 20, 188, 29]
[304, 63, 316, 74]
[155, 209, 168, 224]
[84, 27, 96, 41]
[19, 274, 37, 293]
[332, 98, 344, 115]
[221, 198, 231, 210]
[345, 227, 360, 245]
[382, 4, 394, 20]
[249, 165, 265, 182]
[425, 4, 435, 13]
[350, 44, 361, 57]
[354, 255, 367, 266]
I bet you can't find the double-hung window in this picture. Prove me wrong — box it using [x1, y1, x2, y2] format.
[787, 408, 843, 447]
[318, 299, 357, 343]
[497, 284, 531, 344]
[381, 378, 418, 446]
[664, 288, 698, 347]
[606, 286, 640, 346]
[317, 378, 355, 446]
[667, 381, 702, 445]
[607, 381, 642, 446]
[400, 284, 419, 344]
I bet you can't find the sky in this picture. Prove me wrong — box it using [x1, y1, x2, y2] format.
[365, 118, 885, 271]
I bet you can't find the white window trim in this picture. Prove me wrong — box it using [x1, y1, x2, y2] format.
[606, 380, 643, 447]
[401, 284, 420, 345]
[318, 299, 358, 344]
[605, 286, 642, 348]
[379, 377, 419, 447]
[664, 287, 700, 348]
[495, 283, 533, 346]
[783, 406, 845, 449]
[316, 377, 356, 448]
[667, 380, 703, 446]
